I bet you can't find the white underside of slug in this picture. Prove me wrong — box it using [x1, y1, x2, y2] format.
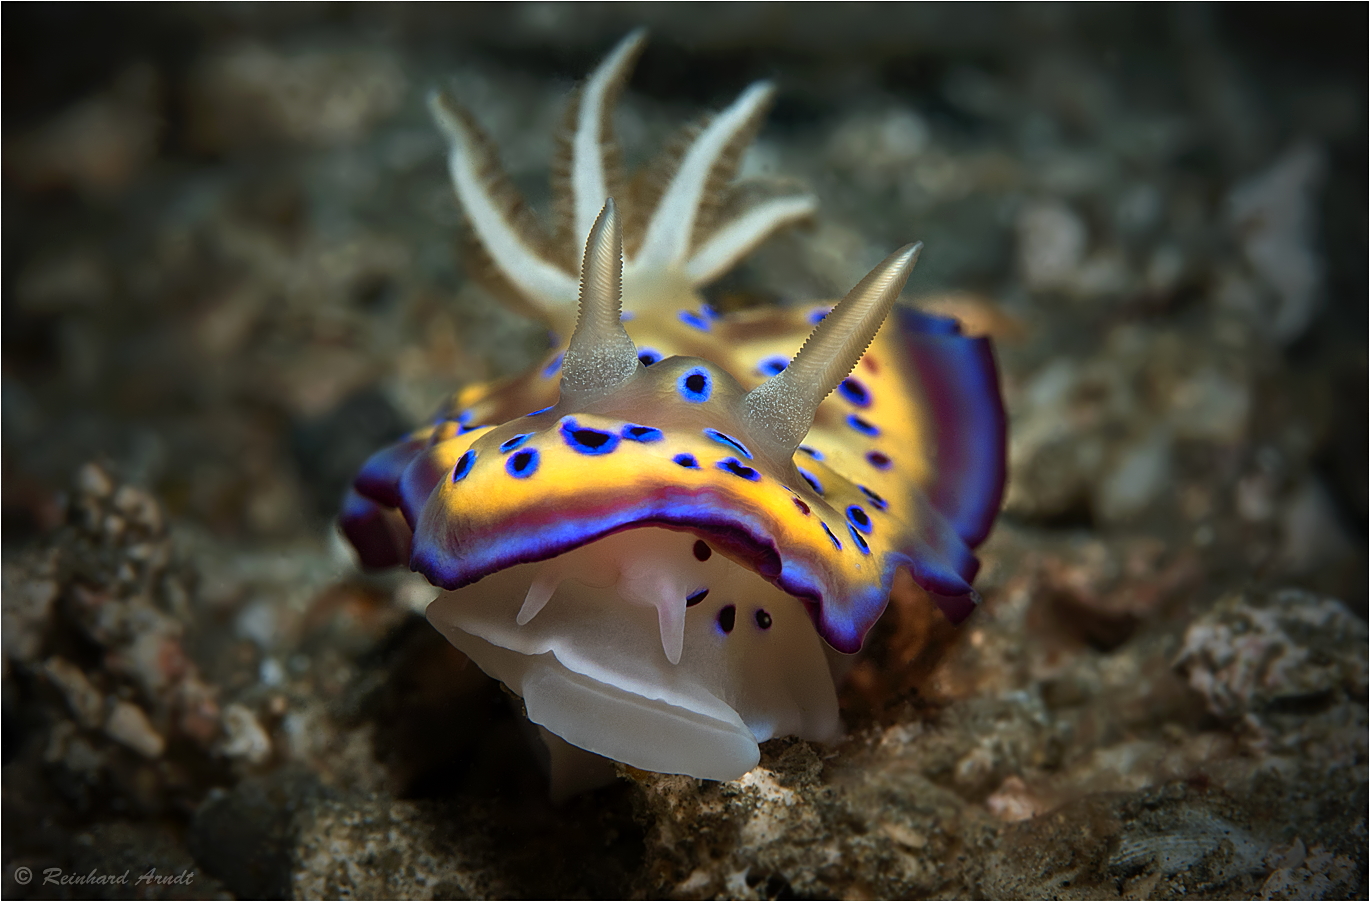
[426, 528, 844, 785]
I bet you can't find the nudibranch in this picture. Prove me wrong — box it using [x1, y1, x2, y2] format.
[340, 31, 1006, 791]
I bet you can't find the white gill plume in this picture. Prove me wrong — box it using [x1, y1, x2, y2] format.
[629, 80, 776, 273]
[611, 69, 816, 289]
[744, 243, 923, 457]
[428, 92, 579, 312]
[567, 28, 646, 248]
[428, 31, 817, 326]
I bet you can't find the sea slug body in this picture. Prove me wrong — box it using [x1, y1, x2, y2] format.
[340, 31, 1007, 795]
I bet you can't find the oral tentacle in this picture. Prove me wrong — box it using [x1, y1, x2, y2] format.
[615, 565, 689, 665]
[517, 570, 562, 626]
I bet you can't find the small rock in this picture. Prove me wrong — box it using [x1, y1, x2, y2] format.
[1227, 143, 1325, 343]
[1259, 843, 1359, 901]
[1265, 836, 1307, 872]
[219, 702, 273, 766]
[188, 44, 407, 149]
[113, 483, 165, 534]
[1017, 199, 1087, 292]
[43, 657, 105, 730]
[1097, 428, 1172, 523]
[1033, 535, 1198, 652]
[986, 775, 1044, 822]
[1279, 477, 1357, 576]
[1144, 243, 1186, 292]
[954, 742, 998, 794]
[828, 108, 931, 184]
[45, 719, 106, 778]
[78, 462, 116, 500]
[1071, 249, 1132, 298]
[104, 700, 167, 759]
[14, 247, 114, 313]
[1116, 182, 1163, 237]
[175, 678, 224, 749]
[1169, 367, 1250, 445]
[1, 551, 59, 667]
[5, 64, 161, 195]
[1174, 587, 1367, 747]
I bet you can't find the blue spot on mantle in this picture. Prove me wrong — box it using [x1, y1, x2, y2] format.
[678, 310, 711, 332]
[678, 368, 712, 403]
[845, 504, 872, 534]
[717, 457, 760, 482]
[798, 468, 823, 495]
[846, 414, 880, 437]
[859, 485, 888, 510]
[866, 450, 892, 471]
[622, 424, 663, 443]
[560, 418, 619, 455]
[704, 429, 753, 460]
[757, 355, 788, 377]
[452, 450, 476, 482]
[506, 448, 540, 478]
[838, 377, 871, 407]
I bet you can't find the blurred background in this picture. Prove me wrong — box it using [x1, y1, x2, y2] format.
[2, 4, 1365, 898]
[4, 4, 1365, 573]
